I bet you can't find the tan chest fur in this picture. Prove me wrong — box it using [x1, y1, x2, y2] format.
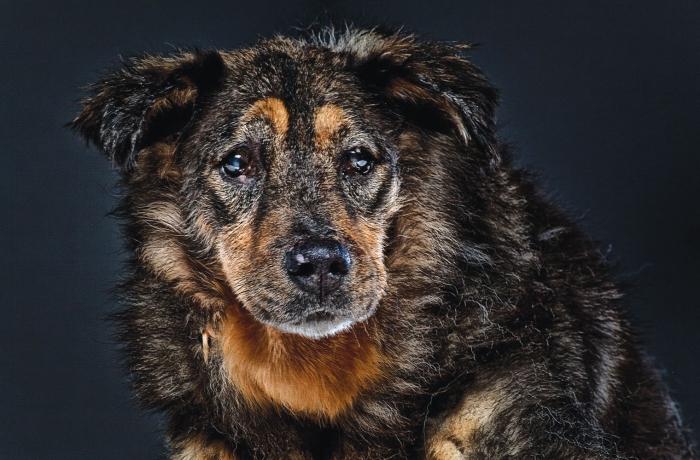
[217, 302, 383, 420]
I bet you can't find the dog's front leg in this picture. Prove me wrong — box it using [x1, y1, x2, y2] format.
[423, 386, 496, 460]
[423, 375, 613, 459]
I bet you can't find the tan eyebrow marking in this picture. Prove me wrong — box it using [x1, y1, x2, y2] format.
[314, 104, 347, 149]
[241, 97, 289, 136]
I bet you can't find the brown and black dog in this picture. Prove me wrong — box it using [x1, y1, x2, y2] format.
[71, 28, 696, 459]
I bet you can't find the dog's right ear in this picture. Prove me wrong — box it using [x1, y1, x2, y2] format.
[70, 50, 225, 172]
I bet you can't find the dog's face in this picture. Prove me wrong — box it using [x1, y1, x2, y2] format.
[72, 31, 497, 339]
[186, 56, 400, 338]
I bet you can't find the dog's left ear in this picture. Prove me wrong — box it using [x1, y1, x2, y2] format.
[70, 50, 225, 172]
[340, 30, 499, 164]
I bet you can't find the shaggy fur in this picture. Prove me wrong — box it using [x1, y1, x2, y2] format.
[71, 28, 696, 459]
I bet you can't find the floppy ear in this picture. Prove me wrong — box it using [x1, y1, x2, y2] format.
[338, 30, 499, 164]
[70, 50, 225, 171]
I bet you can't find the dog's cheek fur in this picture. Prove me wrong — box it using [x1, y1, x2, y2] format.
[126, 163, 228, 310]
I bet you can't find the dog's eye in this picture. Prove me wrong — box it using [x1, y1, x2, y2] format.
[342, 147, 375, 177]
[221, 147, 255, 181]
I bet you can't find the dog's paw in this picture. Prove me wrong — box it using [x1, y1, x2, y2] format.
[426, 439, 467, 460]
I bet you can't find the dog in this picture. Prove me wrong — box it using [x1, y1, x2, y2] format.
[70, 28, 696, 459]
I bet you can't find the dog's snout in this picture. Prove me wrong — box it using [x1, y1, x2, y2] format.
[285, 240, 351, 296]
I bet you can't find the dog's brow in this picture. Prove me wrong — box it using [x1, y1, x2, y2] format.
[241, 97, 289, 136]
[314, 104, 347, 149]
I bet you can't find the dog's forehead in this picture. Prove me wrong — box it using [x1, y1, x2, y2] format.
[226, 47, 351, 107]
[210, 49, 363, 149]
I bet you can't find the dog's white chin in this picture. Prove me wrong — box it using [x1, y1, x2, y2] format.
[275, 317, 357, 339]
[271, 305, 378, 340]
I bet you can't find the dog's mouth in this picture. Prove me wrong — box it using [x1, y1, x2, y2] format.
[219, 248, 386, 340]
[258, 304, 378, 339]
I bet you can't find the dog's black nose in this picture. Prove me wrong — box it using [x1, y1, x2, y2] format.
[285, 240, 351, 296]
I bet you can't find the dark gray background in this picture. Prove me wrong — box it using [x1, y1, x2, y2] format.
[1, 1, 698, 458]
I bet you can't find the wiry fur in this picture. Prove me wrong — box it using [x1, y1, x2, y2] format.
[71, 28, 696, 459]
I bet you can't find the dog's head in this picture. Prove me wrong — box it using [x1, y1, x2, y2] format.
[72, 29, 497, 339]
